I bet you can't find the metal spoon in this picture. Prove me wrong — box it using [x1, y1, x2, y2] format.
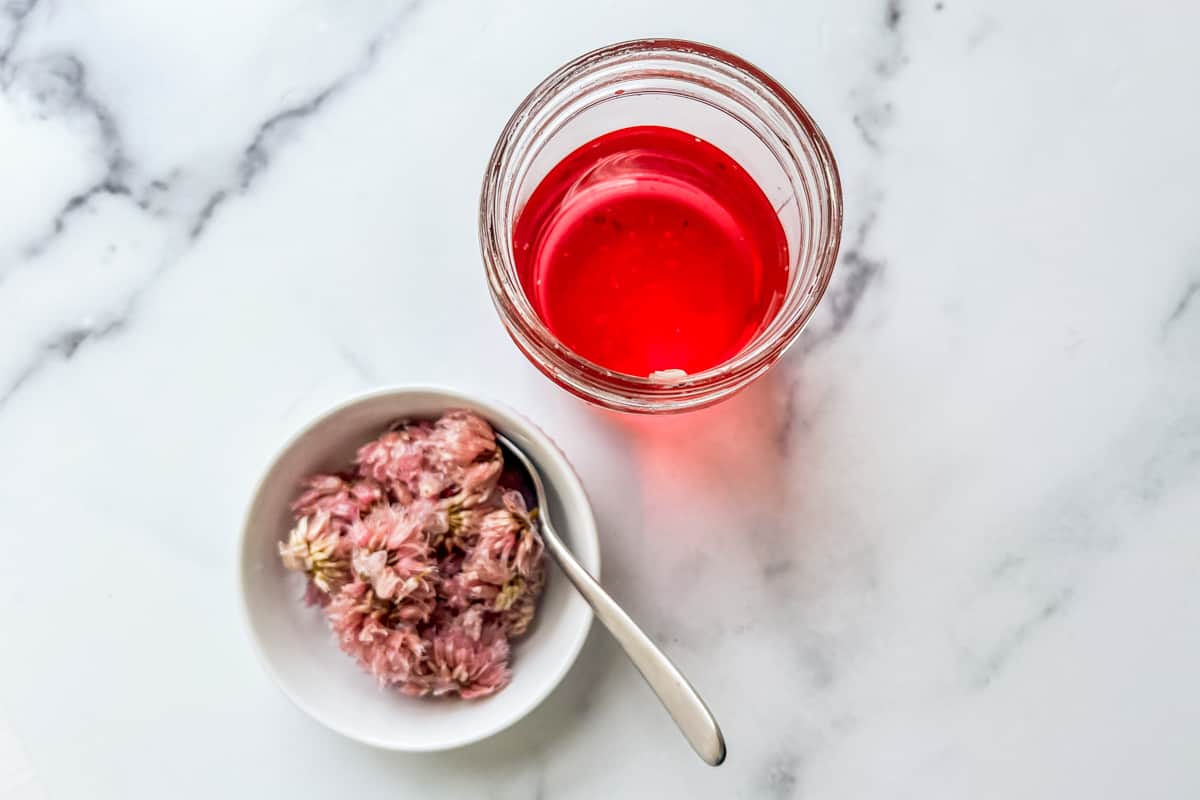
[496, 433, 727, 766]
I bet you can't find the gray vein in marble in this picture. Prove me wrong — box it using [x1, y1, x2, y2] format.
[756, 751, 803, 800]
[0, 0, 37, 67]
[826, 213, 885, 335]
[872, 8, 908, 78]
[0, 1, 423, 407]
[963, 409, 1200, 689]
[50, 318, 124, 360]
[1134, 416, 1200, 502]
[798, 643, 836, 691]
[973, 587, 1073, 689]
[774, 211, 883, 450]
[238, 73, 360, 190]
[851, 105, 892, 151]
[0, 319, 124, 406]
[187, 190, 227, 240]
[885, 0, 903, 30]
[740, 511, 868, 692]
[1162, 278, 1200, 338]
[23, 179, 132, 259]
[795, 209, 885, 358]
[966, 15, 999, 50]
[773, 390, 798, 454]
[40, 55, 126, 175]
[7, 53, 137, 262]
[850, 0, 907, 152]
[194, 1, 419, 240]
[762, 558, 797, 580]
[336, 343, 380, 383]
[988, 552, 1028, 581]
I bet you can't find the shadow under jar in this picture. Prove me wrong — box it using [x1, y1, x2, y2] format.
[480, 39, 842, 413]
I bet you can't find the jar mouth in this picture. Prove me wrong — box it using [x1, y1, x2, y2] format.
[480, 38, 843, 412]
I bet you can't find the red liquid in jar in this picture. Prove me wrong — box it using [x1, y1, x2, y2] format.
[513, 125, 789, 377]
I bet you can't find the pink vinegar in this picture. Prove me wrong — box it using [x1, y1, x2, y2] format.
[513, 125, 790, 377]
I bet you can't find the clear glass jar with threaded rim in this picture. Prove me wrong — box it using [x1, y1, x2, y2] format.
[480, 38, 842, 413]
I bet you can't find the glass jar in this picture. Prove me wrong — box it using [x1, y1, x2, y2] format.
[479, 38, 842, 413]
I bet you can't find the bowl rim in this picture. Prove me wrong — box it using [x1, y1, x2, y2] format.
[237, 384, 599, 751]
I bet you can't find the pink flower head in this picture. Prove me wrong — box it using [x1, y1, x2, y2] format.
[291, 474, 353, 519]
[404, 620, 511, 699]
[508, 504, 544, 579]
[351, 548, 434, 603]
[430, 410, 498, 467]
[326, 581, 388, 647]
[501, 565, 545, 637]
[355, 426, 428, 485]
[456, 605, 486, 642]
[416, 468, 450, 500]
[456, 457, 503, 508]
[426, 411, 503, 506]
[364, 626, 426, 685]
[440, 569, 502, 610]
[473, 491, 544, 579]
[326, 582, 425, 684]
[346, 502, 442, 622]
[349, 502, 434, 551]
[349, 478, 385, 510]
[278, 511, 349, 594]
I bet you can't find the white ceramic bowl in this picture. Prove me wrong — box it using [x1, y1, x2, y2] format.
[239, 387, 599, 751]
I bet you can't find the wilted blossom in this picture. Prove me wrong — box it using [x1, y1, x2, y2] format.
[455, 458, 504, 508]
[447, 504, 481, 531]
[474, 491, 544, 579]
[403, 618, 512, 699]
[430, 410, 499, 467]
[278, 511, 348, 595]
[326, 581, 425, 684]
[501, 565, 545, 637]
[349, 500, 444, 552]
[292, 474, 384, 523]
[439, 567, 502, 610]
[350, 546, 437, 623]
[355, 425, 430, 486]
[277, 410, 544, 699]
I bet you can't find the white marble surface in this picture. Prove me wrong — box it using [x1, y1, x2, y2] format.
[1, 0, 1198, 796]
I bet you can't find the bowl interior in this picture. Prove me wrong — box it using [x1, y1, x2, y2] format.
[240, 388, 598, 750]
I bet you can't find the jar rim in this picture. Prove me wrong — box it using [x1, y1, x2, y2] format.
[479, 38, 843, 412]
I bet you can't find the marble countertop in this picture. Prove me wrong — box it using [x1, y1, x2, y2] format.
[2, 0, 1198, 797]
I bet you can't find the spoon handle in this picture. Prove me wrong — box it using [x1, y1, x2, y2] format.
[538, 520, 727, 766]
